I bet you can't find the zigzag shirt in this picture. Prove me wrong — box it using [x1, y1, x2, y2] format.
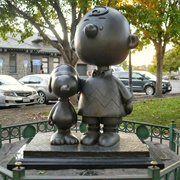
[78, 69, 132, 117]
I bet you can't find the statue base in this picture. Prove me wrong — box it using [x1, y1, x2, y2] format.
[7, 132, 164, 170]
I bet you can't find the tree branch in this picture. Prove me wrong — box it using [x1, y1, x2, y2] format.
[31, 1, 64, 44]
[70, 2, 82, 41]
[141, 30, 156, 42]
[48, 0, 68, 41]
[6, 0, 70, 63]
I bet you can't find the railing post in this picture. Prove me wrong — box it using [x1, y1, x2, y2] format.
[169, 120, 176, 151]
[148, 161, 160, 180]
[12, 162, 25, 180]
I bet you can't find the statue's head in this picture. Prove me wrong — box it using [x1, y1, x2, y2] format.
[72, 6, 138, 66]
[48, 64, 79, 99]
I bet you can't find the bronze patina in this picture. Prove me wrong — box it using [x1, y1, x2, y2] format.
[48, 6, 139, 147]
[48, 64, 79, 145]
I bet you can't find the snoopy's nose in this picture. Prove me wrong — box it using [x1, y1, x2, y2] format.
[61, 84, 70, 92]
[84, 24, 98, 38]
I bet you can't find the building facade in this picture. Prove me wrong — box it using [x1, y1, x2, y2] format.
[0, 33, 91, 79]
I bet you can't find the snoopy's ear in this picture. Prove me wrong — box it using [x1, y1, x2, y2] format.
[48, 76, 52, 93]
[128, 34, 139, 49]
[70, 39, 75, 51]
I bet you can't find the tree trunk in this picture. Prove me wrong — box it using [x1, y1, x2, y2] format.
[154, 43, 165, 97]
[59, 42, 79, 67]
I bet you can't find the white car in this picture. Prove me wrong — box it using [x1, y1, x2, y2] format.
[0, 75, 39, 107]
[19, 74, 58, 104]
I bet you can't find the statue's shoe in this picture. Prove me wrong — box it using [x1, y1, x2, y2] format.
[98, 132, 120, 147]
[80, 131, 101, 145]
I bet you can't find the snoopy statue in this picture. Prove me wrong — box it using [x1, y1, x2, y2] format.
[48, 64, 79, 145]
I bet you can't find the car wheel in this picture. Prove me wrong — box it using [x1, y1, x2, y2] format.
[145, 86, 155, 95]
[38, 91, 47, 104]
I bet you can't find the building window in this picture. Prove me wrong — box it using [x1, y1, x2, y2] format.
[53, 58, 59, 69]
[77, 64, 87, 76]
[9, 54, 16, 73]
[42, 57, 49, 74]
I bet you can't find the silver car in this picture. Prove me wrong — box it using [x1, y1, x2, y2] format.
[0, 75, 38, 107]
[19, 74, 58, 104]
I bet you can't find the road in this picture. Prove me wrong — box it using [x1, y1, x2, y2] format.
[133, 79, 180, 96]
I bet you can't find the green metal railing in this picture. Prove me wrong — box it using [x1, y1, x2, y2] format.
[0, 121, 56, 146]
[0, 120, 179, 154]
[160, 160, 180, 180]
[0, 120, 180, 180]
[173, 128, 180, 155]
[118, 120, 170, 143]
[169, 122, 180, 155]
[0, 160, 180, 180]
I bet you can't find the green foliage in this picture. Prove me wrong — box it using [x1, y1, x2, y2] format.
[119, 0, 180, 96]
[148, 45, 180, 74]
[147, 56, 156, 73]
[0, 0, 104, 65]
[120, 60, 128, 70]
[163, 45, 180, 73]
[0, 0, 118, 66]
[123, 97, 180, 128]
[0, 0, 179, 72]
[120, 0, 180, 48]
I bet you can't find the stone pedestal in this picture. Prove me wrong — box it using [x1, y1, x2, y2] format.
[7, 132, 164, 170]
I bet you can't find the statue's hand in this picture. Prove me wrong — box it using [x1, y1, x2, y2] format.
[125, 102, 133, 115]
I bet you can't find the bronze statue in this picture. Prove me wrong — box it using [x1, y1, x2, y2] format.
[48, 6, 138, 147]
[48, 64, 79, 145]
[72, 6, 139, 147]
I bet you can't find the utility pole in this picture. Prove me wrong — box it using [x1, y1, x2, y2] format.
[128, 21, 133, 94]
[129, 50, 133, 94]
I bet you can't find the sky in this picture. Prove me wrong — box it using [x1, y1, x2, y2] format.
[130, 44, 173, 66]
[131, 46, 156, 66]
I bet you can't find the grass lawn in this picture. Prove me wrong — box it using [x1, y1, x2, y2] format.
[41, 97, 180, 129]
[123, 97, 180, 128]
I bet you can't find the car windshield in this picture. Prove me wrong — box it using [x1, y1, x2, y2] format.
[112, 66, 125, 72]
[142, 72, 156, 79]
[0, 76, 21, 85]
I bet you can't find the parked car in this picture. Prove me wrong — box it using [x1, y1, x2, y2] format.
[114, 71, 172, 95]
[163, 74, 180, 80]
[111, 65, 125, 78]
[0, 75, 38, 107]
[19, 74, 58, 104]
